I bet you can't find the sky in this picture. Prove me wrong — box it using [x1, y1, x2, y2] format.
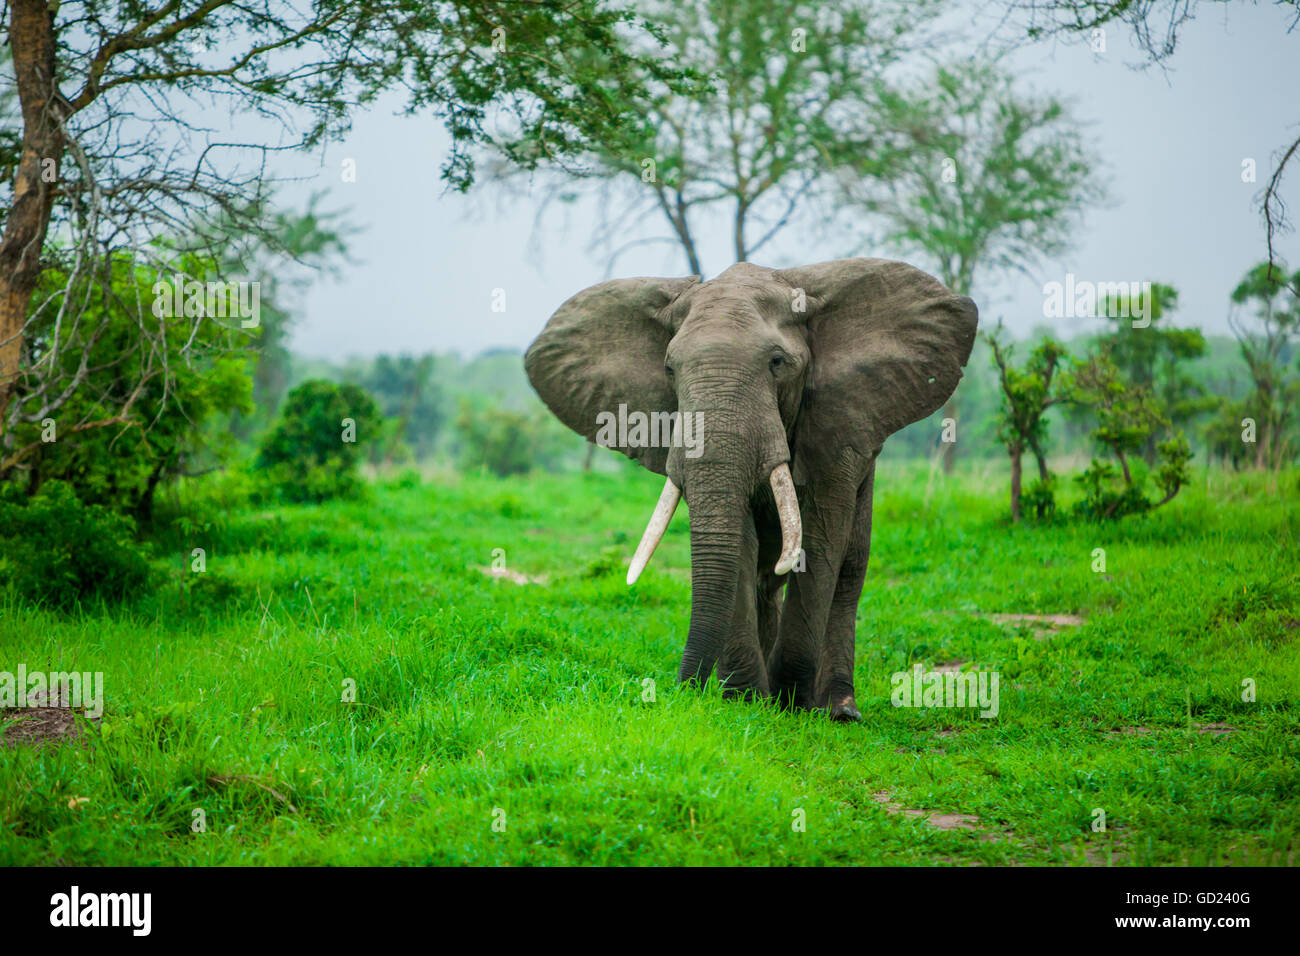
[270, 1, 1300, 361]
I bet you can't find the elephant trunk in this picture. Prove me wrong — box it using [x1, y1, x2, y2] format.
[676, 501, 746, 684]
[657, 369, 797, 685]
[675, 439, 795, 684]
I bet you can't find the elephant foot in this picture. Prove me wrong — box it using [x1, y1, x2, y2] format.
[829, 695, 862, 723]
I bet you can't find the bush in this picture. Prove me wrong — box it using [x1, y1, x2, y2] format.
[1072, 459, 1150, 520]
[1204, 400, 1253, 469]
[455, 401, 563, 477]
[0, 481, 152, 610]
[1154, 433, 1193, 503]
[256, 380, 381, 502]
[6, 252, 254, 524]
[1072, 432, 1192, 521]
[1021, 476, 1057, 521]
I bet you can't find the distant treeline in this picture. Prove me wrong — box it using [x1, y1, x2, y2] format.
[289, 328, 1263, 474]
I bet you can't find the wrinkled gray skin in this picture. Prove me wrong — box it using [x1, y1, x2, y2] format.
[526, 258, 977, 720]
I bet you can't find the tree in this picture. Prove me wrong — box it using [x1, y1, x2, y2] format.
[997, 0, 1300, 294]
[848, 59, 1102, 299]
[1228, 261, 1300, 468]
[0, 0, 689, 444]
[1094, 283, 1216, 462]
[454, 400, 566, 477]
[842, 58, 1102, 473]
[987, 325, 1069, 521]
[354, 354, 444, 463]
[224, 196, 352, 434]
[1204, 398, 1254, 469]
[4, 249, 253, 522]
[496, 0, 942, 275]
[1069, 350, 1192, 519]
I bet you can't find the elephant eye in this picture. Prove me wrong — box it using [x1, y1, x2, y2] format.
[769, 354, 785, 373]
[664, 363, 675, 378]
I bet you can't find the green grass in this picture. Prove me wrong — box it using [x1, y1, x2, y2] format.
[1, 460, 1297, 865]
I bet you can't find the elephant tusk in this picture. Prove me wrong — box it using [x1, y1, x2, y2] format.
[627, 477, 682, 585]
[770, 462, 803, 574]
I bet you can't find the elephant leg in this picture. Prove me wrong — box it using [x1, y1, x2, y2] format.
[716, 510, 769, 700]
[768, 448, 871, 715]
[767, 550, 820, 710]
[815, 466, 875, 722]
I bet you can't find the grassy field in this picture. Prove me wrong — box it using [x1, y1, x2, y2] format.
[1, 460, 1297, 865]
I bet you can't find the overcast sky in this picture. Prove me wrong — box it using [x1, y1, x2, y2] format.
[273, 1, 1299, 361]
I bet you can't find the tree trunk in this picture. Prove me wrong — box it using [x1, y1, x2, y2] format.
[1009, 447, 1022, 523]
[0, 0, 63, 418]
[134, 454, 171, 528]
[733, 201, 748, 263]
[1028, 436, 1049, 481]
[1116, 448, 1132, 486]
[583, 440, 595, 472]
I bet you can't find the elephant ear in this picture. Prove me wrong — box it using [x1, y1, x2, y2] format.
[777, 257, 978, 474]
[525, 276, 700, 475]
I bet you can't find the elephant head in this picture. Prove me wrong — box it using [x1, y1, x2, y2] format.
[525, 258, 977, 718]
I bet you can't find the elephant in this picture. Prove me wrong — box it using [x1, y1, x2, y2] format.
[525, 257, 977, 721]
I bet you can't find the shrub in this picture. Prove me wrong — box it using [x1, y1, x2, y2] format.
[1072, 432, 1192, 521]
[455, 401, 562, 477]
[1154, 433, 1193, 504]
[1021, 476, 1057, 521]
[255, 380, 381, 502]
[1204, 400, 1253, 469]
[1072, 460, 1150, 520]
[4, 252, 254, 524]
[0, 481, 152, 610]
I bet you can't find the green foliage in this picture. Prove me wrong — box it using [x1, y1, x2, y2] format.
[100, 701, 200, 745]
[1204, 400, 1254, 469]
[1069, 351, 1170, 473]
[860, 58, 1104, 295]
[5, 252, 254, 521]
[349, 354, 444, 463]
[987, 325, 1068, 520]
[1072, 459, 1149, 520]
[1096, 283, 1216, 453]
[991, 333, 1068, 455]
[454, 401, 562, 477]
[1058, 298, 1203, 518]
[256, 380, 382, 502]
[1154, 433, 1193, 501]
[1021, 475, 1057, 521]
[510, 0, 942, 270]
[581, 545, 627, 579]
[219, 197, 352, 440]
[1072, 432, 1191, 521]
[1227, 261, 1300, 469]
[0, 481, 151, 610]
